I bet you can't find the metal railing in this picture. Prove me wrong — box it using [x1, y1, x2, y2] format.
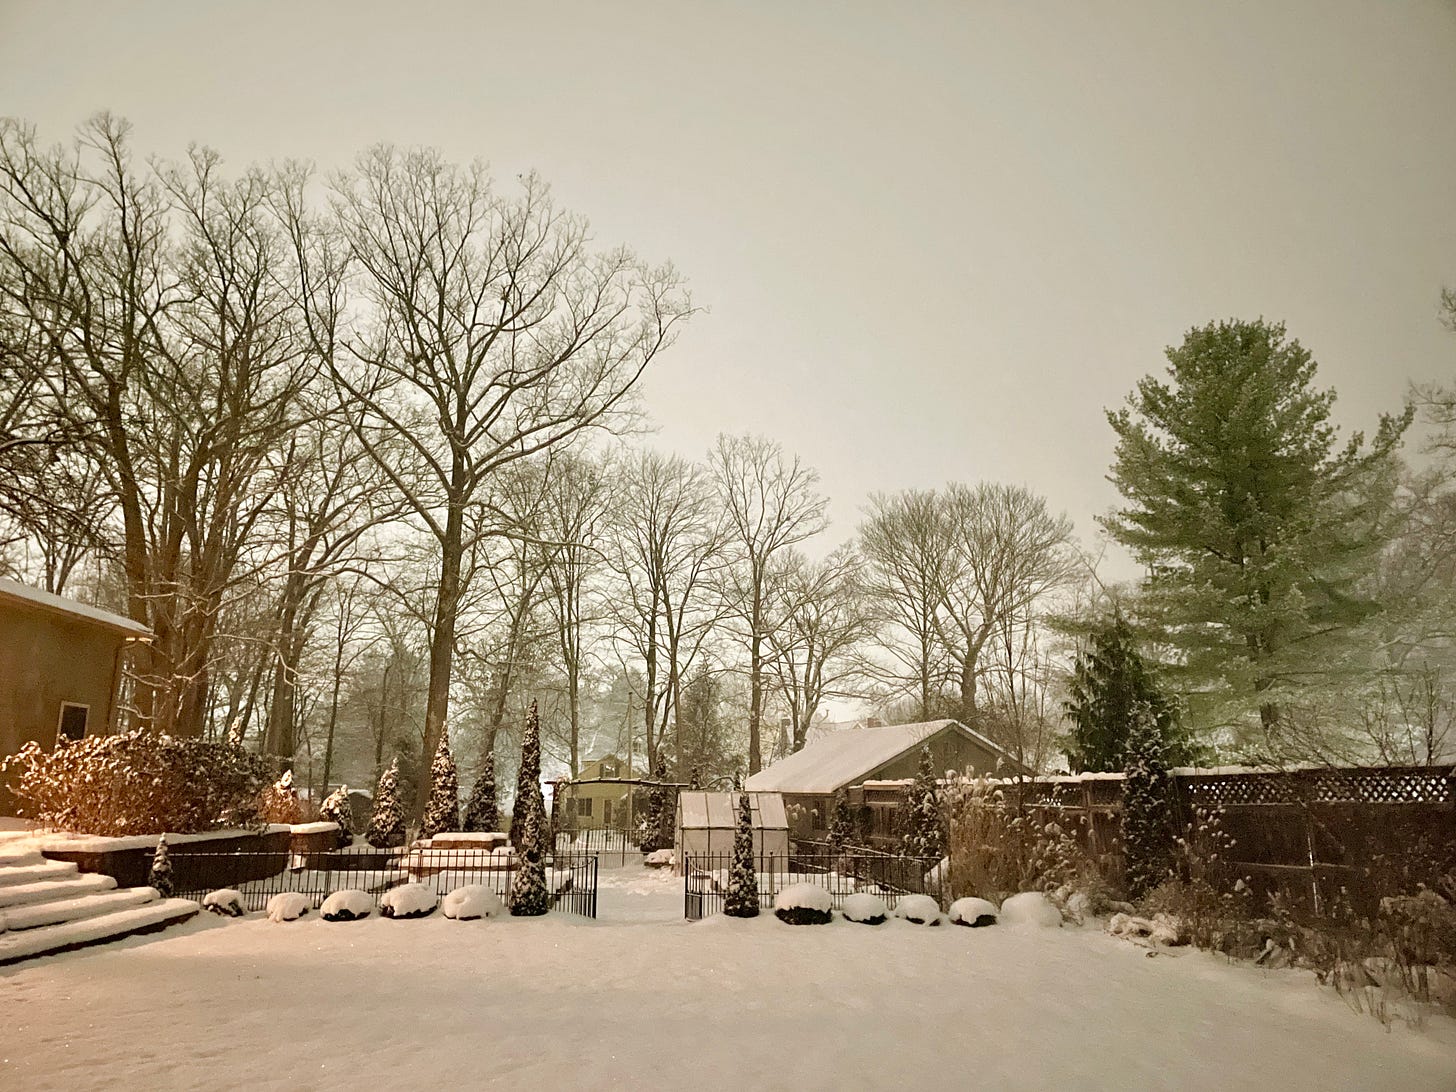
[552, 827, 646, 868]
[682, 850, 944, 920]
[166, 847, 598, 918]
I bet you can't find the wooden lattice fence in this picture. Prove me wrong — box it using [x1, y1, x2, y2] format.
[980, 765, 1456, 912]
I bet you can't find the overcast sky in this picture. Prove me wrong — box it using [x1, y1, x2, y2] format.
[3, 1, 1454, 581]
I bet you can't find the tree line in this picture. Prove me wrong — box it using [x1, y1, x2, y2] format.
[2, 116, 1452, 819]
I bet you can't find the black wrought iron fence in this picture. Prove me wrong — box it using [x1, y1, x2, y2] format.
[166, 848, 598, 918]
[683, 851, 944, 920]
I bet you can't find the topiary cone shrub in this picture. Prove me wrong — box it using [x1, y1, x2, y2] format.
[318, 785, 354, 848]
[147, 834, 174, 898]
[367, 759, 407, 849]
[723, 792, 759, 919]
[421, 736, 460, 839]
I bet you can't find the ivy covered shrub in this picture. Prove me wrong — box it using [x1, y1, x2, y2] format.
[2, 731, 272, 835]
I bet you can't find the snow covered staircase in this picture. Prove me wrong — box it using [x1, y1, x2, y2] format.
[0, 849, 198, 966]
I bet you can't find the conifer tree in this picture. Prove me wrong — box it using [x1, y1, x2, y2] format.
[463, 752, 499, 833]
[639, 753, 671, 852]
[511, 701, 544, 848]
[319, 784, 354, 847]
[827, 788, 855, 851]
[367, 758, 407, 848]
[723, 791, 759, 918]
[1105, 318, 1411, 735]
[900, 745, 944, 861]
[148, 834, 173, 898]
[1064, 613, 1187, 772]
[508, 703, 550, 916]
[421, 736, 460, 838]
[1122, 702, 1175, 899]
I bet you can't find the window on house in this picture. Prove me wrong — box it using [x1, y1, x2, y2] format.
[602, 798, 613, 826]
[58, 702, 89, 742]
[576, 797, 593, 818]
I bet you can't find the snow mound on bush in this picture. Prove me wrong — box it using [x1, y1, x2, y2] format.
[202, 888, 245, 917]
[774, 883, 833, 925]
[999, 892, 1062, 929]
[949, 897, 998, 928]
[893, 894, 942, 925]
[380, 883, 438, 919]
[643, 849, 674, 868]
[841, 892, 889, 925]
[321, 889, 374, 922]
[266, 892, 310, 922]
[442, 885, 504, 920]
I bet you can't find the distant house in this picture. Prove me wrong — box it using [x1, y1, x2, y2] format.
[744, 719, 1029, 846]
[562, 753, 640, 831]
[0, 579, 153, 814]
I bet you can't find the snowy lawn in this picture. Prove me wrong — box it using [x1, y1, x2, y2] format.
[3, 865, 1455, 1091]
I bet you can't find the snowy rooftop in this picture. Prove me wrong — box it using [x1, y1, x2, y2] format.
[745, 719, 1019, 795]
[0, 578, 152, 638]
[677, 791, 787, 830]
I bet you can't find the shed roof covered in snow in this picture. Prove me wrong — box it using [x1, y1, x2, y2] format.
[677, 790, 787, 831]
[0, 578, 152, 639]
[745, 719, 1027, 795]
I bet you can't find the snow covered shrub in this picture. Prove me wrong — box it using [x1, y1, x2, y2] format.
[999, 892, 1062, 929]
[841, 892, 889, 925]
[949, 897, 998, 928]
[639, 753, 673, 853]
[827, 788, 855, 852]
[1121, 703, 1174, 899]
[723, 792, 759, 919]
[421, 737, 460, 838]
[1141, 807, 1248, 951]
[893, 893, 942, 925]
[946, 776, 1086, 905]
[380, 883, 438, 919]
[1, 730, 271, 835]
[258, 769, 304, 825]
[644, 848, 674, 868]
[443, 885, 504, 920]
[147, 834, 174, 898]
[509, 703, 551, 917]
[366, 759, 407, 849]
[266, 892, 310, 922]
[900, 746, 945, 861]
[202, 888, 245, 917]
[774, 883, 833, 925]
[462, 754, 499, 833]
[321, 890, 374, 922]
[318, 785, 354, 847]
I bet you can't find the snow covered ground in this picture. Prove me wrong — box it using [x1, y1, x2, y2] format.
[3, 863, 1454, 1091]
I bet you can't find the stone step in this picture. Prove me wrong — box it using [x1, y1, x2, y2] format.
[0, 898, 199, 966]
[0, 847, 46, 868]
[0, 860, 80, 887]
[0, 873, 117, 909]
[3, 887, 159, 931]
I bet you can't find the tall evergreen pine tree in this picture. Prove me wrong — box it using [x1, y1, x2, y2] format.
[463, 752, 499, 833]
[723, 791, 759, 918]
[367, 758, 407, 848]
[508, 702, 550, 916]
[421, 736, 460, 837]
[827, 788, 854, 851]
[1064, 613, 1185, 772]
[640, 753, 672, 852]
[900, 745, 944, 861]
[1122, 702, 1175, 899]
[319, 784, 354, 847]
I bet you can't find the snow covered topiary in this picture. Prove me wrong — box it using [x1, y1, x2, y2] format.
[367, 759, 406, 849]
[774, 883, 833, 925]
[827, 788, 855, 851]
[999, 891, 1063, 929]
[147, 834, 173, 898]
[509, 701, 551, 917]
[639, 753, 672, 853]
[644, 848, 674, 869]
[893, 894, 942, 925]
[723, 792, 759, 918]
[318, 785, 354, 847]
[202, 888, 244, 917]
[259, 768, 304, 825]
[421, 736, 460, 839]
[949, 896, 998, 928]
[900, 745, 944, 862]
[442, 885, 504, 920]
[379, 883, 438, 919]
[841, 892, 889, 925]
[266, 892, 310, 922]
[321, 889, 374, 922]
[462, 752, 498, 833]
[511, 701, 545, 850]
